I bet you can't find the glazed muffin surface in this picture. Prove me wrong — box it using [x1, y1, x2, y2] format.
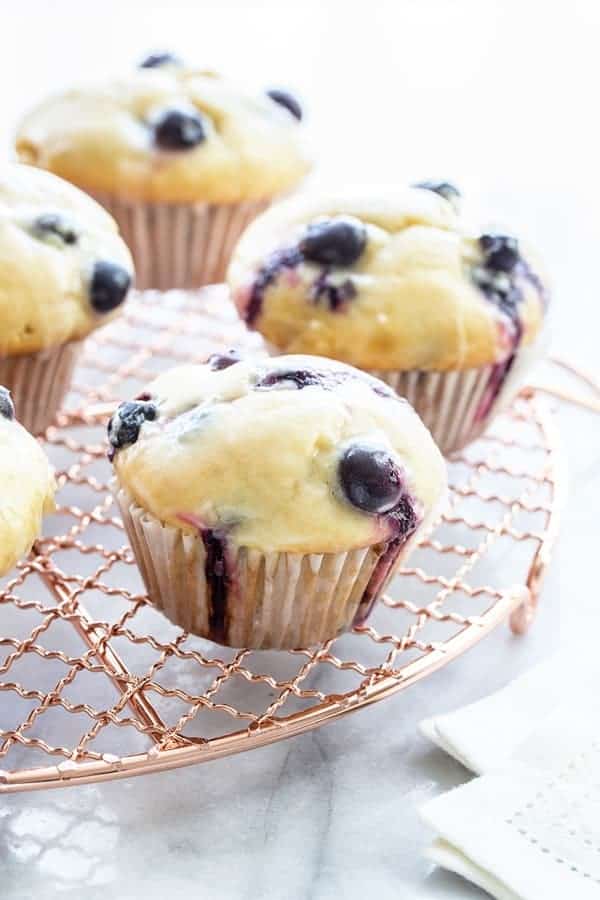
[109, 354, 446, 554]
[0, 164, 133, 355]
[16, 64, 311, 204]
[228, 186, 547, 371]
[0, 388, 55, 575]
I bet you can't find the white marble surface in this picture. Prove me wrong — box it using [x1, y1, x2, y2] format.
[1, 1, 600, 897]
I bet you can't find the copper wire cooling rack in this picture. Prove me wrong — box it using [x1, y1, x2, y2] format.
[0, 289, 565, 793]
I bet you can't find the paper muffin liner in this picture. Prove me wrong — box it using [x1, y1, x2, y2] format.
[89, 194, 271, 291]
[0, 340, 83, 434]
[366, 339, 542, 457]
[114, 484, 413, 650]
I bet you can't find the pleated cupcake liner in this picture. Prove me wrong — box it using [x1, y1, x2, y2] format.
[0, 340, 83, 434]
[114, 484, 411, 650]
[366, 341, 541, 457]
[89, 194, 271, 291]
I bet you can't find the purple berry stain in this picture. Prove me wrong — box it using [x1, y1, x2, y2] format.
[178, 512, 231, 643]
[310, 272, 356, 311]
[244, 247, 303, 325]
[201, 528, 230, 642]
[413, 180, 461, 210]
[207, 348, 242, 371]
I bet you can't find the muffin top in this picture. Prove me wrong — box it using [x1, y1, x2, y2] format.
[0, 164, 134, 355]
[16, 56, 311, 205]
[0, 388, 55, 576]
[109, 354, 446, 554]
[228, 184, 548, 371]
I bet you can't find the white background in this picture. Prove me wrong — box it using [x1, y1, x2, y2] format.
[1, 2, 600, 898]
[3, 0, 598, 364]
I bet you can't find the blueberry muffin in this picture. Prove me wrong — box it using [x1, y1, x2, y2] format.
[0, 387, 55, 576]
[228, 184, 549, 455]
[0, 164, 133, 433]
[16, 53, 311, 290]
[109, 354, 446, 649]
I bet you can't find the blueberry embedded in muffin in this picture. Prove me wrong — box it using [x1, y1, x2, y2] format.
[339, 444, 407, 515]
[152, 108, 207, 151]
[139, 51, 182, 69]
[207, 348, 243, 371]
[299, 217, 367, 266]
[31, 212, 78, 246]
[479, 233, 520, 273]
[413, 179, 461, 211]
[266, 89, 303, 121]
[89, 261, 132, 313]
[470, 232, 546, 345]
[253, 363, 397, 399]
[471, 233, 523, 324]
[108, 399, 158, 458]
[89, 259, 131, 310]
[0, 386, 15, 420]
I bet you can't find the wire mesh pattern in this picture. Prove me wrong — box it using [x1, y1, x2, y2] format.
[0, 289, 562, 792]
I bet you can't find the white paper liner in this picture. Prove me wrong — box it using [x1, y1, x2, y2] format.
[366, 340, 541, 457]
[0, 340, 83, 434]
[114, 484, 412, 650]
[89, 194, 271, 291]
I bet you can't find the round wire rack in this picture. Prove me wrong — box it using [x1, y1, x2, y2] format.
[0, 289, 567, 793]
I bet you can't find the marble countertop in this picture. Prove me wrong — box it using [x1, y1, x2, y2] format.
[2, 1, 600, 897]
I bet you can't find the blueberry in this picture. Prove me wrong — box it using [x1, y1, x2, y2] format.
[413, 180, 461, 209]
[299, 218, 367, 267]
[107, 400, 157, 454]
[139, 51, 182, 69]
[479, 233, 520, 273]
[266, 89, 303, 121]
[207, 349, 242, 371]
[0, 386, 15, 421]
[89, 261, 132, 313]
[32, 213, 77, 245]
[339, 445, 404, 515]
[153, 109, 206, 150]
[256, 368, 326, 390]
[255, 365, 398, 400]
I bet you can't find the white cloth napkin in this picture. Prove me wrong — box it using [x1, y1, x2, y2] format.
[419, 649, 600, 900]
